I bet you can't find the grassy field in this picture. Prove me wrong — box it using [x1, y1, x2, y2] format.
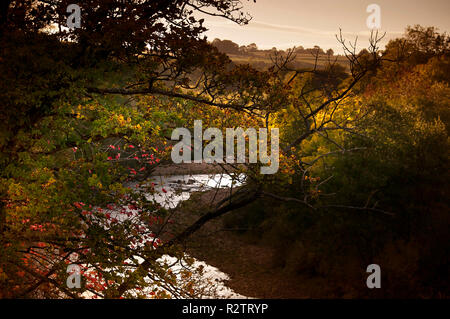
[228, 51, 350, 70]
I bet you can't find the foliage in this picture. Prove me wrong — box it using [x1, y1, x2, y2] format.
[0, 0, 448, 299]
[224, 26, 450, 297]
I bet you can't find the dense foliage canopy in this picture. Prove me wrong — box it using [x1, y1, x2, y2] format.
[0, 0, 448, 298]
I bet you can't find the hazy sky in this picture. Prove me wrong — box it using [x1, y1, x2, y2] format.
[200, 0, 450, 53]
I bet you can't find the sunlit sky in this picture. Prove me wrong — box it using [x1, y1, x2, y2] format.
[200, 0, 450, 54]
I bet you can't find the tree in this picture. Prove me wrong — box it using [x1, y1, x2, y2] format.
[247, 43, 258, 52]
[0, 0, 267, 299]
[211, 38, 240, 54]
[294, 46, 305, 54]
[0, 0, 384, 299]
[383, 25, 449, 66]
[224, 27, 449, 298]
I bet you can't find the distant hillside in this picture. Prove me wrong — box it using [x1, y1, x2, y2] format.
[211, 38, 349, 70]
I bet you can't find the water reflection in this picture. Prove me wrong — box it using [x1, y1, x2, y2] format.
[145, 173, 246, 209]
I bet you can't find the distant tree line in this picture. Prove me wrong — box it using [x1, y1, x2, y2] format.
[211, 38, 334, 56]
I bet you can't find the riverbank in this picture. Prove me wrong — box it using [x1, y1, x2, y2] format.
[175, 189, 332, 299]
[151, 162, 243, 176]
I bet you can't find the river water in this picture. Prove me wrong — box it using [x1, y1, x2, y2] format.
[83, 173, 249, 299]
[146, 173, 246, 208]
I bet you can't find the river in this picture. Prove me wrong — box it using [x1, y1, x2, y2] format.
[82, 173, 249, 299]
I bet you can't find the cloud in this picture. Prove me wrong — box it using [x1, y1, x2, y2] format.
[247, 21, 336, 36]
[205, 19, 403, 39]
